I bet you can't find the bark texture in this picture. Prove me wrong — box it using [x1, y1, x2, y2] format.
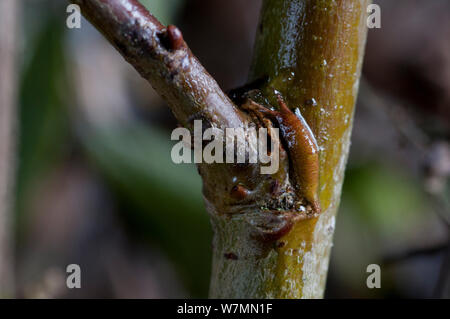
[70, 0, 244, 130]
[72, 0, 369, 298]
[210, 0, 369, 298]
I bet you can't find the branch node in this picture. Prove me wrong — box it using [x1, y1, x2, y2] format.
[158, 25, 185, 52]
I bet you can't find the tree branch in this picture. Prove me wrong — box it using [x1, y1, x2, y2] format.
[71, 0, 244, 129]
[73, 0, 369, 299]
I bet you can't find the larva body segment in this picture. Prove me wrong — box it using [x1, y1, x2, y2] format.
[241, 96, 321, 215]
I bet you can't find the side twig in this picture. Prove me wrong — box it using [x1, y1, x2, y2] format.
[71, 0, 244, 130]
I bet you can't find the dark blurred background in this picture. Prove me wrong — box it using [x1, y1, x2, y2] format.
[1, 0, 449, 298]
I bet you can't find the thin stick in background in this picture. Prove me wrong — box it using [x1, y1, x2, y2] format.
[0, 0, 19, 297]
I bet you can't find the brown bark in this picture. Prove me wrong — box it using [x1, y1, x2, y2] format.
[71, 0, 369, 298]
[71, 0, 244, 130]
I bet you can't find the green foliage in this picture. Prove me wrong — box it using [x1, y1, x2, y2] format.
[16, 16, 71, 235]
[16, 2, 211, 296]
[331, 162, 430, 296]
[81, 122, 211, 297]
[140, 0, 184, 25]
[344, 163, 425, 236]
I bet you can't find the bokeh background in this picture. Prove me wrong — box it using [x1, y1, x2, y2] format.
[1, 0, 449, 298]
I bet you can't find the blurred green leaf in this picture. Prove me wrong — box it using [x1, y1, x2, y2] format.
[140, 0, 185, 25]
[344, 163, 426, 236]
[81, 122, 211, 297]
[16, 16, 71, 234]
[331, 162, 429, 297]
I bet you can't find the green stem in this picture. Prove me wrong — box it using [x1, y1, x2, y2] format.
[209, 0, 369, 298]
